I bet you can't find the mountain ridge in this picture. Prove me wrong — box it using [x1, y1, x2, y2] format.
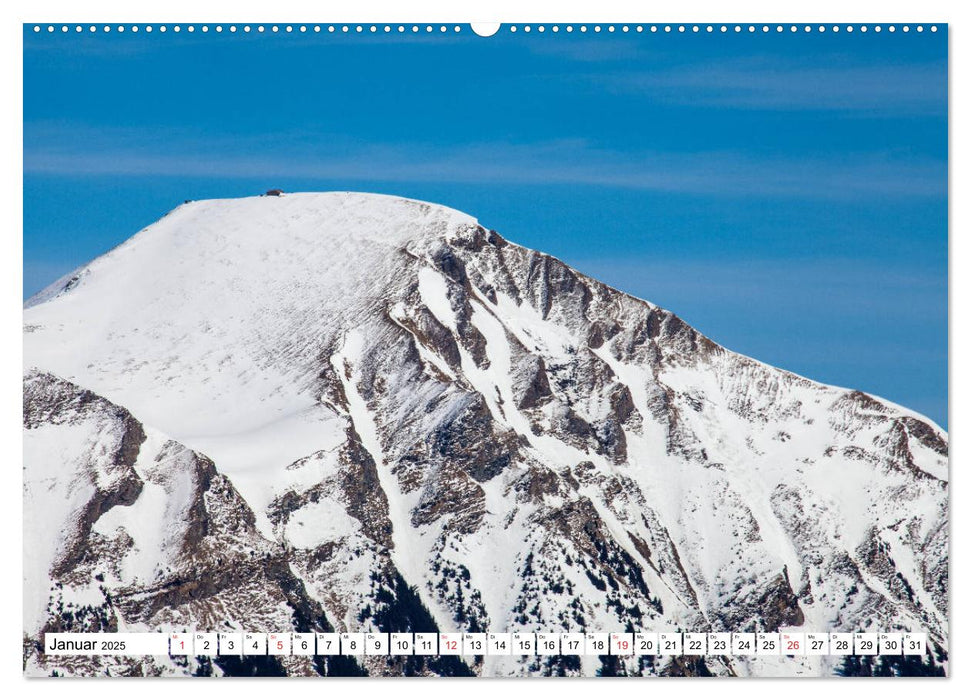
[25, 191, 943, 432]
[23, 192, 948, 677]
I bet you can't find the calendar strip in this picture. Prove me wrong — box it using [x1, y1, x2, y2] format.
[44, 632, 927, 657]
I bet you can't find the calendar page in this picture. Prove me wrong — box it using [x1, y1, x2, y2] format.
[22, 19, 948, 679]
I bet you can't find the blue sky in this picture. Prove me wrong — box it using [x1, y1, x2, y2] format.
[23, 25, 948, 426]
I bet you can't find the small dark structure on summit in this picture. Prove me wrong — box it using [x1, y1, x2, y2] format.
[264, 189, 284, 197]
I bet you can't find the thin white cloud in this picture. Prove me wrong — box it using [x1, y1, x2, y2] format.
[591, 57, 946, 114]
[517, 36, 945, 114]
[24, 124, 945, 201]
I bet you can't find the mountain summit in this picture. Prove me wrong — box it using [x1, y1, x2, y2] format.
[23, 192, 948, 677]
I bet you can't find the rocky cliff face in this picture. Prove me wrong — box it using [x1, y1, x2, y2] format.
[23, 193, 948, 677]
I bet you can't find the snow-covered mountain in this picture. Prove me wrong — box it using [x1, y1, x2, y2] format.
[23, 192, 948, 677]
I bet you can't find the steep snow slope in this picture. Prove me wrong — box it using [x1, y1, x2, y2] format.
[24, 192, 947, 677]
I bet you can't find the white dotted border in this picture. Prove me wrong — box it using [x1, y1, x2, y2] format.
[31, 24, 465, 34]
[30, 24, 940, 35]
[506, 24, 937, 34]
